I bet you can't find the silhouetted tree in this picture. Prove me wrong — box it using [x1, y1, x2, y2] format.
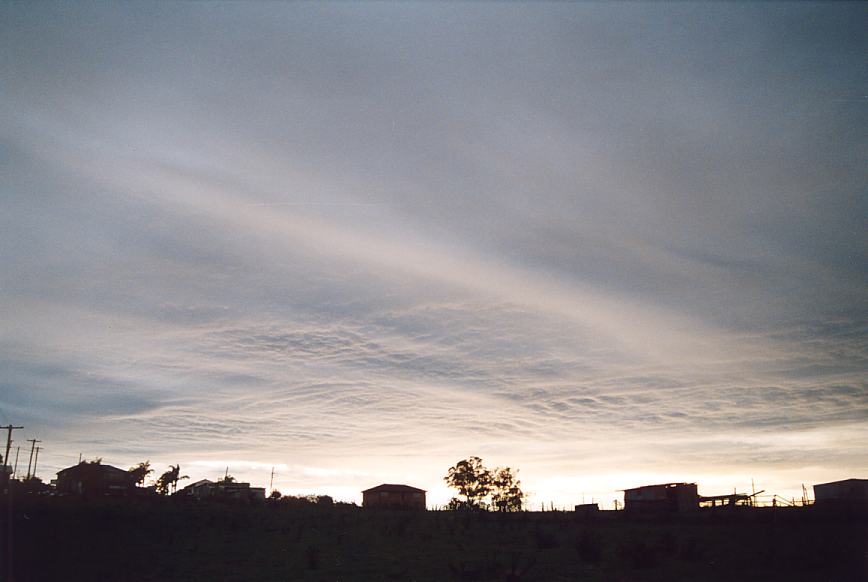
[217, 473, 237, 484]
[155, 471, 171, 495]
[445, 456, 492, 510]
[156, 464, 188, 495]
[128, 461, 153, 486]
[491, 467, 525, 512]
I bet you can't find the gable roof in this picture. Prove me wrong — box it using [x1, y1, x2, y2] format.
[623, 482, 695, 492]
[362, 483, 426, 494]
[183, 479, 215, 489]
[57, 463, 129, 476]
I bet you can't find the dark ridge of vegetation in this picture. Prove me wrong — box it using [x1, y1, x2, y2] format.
[4, 495, 866, 582]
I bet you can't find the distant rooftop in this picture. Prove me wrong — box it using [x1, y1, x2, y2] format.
[362, 483, 426, 493]
[183, 479, 214, 488]
[57, 463, 128, 475]
[622, 482, 695, 492]
[814, 478, 868, 487]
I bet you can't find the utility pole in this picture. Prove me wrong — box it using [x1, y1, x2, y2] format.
[2, 425, 24, 471]
[2, 425, 23, 582]
[12, 447, 20, 479]
[269, 466, 275, 496]
[25, 439, 41, 480]
[32, 447, 42, 480]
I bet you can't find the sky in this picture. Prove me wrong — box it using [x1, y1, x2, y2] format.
[1, 2, 866, 509]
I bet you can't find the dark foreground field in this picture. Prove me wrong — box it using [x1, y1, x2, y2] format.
[4, 497, 867, 581]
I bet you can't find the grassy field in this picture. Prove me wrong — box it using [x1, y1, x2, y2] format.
[5, 496, 867, 581]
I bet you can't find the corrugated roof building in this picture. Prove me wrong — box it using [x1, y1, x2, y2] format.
[813, 478, 868, 509]
[362, 483, 426, 510]
[623, 482, 698, 515]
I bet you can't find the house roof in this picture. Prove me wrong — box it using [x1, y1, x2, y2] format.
[814, 478, 868, 487]
[362, 483, 426, 494]
[57, 463, 129, 476]
[217, 481, 253, 488]
[183, 479, 215, 489]
[623, 482, 695, 492]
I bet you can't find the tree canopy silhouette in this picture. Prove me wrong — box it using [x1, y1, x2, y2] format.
[156, 464, 188, 495]
[128, 461, 153, 486]
[491, 467, 525, 512]
[444, 456, 492, 510]
[445, 457, 525, 511]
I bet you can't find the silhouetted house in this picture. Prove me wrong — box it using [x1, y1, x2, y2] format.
[623, 483, 698, 515]
[574, 503, 600, 518]
[362, 484, 426, 510]
[179, 479, 217, 499]
[177, 478, 265, 501]
[218, 481, 265, 501]
[56, 462, 133, 496]
[813, 478, 868, 510]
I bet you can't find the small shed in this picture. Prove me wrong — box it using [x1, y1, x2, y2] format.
[362, 483, 426, 510]
[623, 482, 698, 514]
[574, 503, 600, 518]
